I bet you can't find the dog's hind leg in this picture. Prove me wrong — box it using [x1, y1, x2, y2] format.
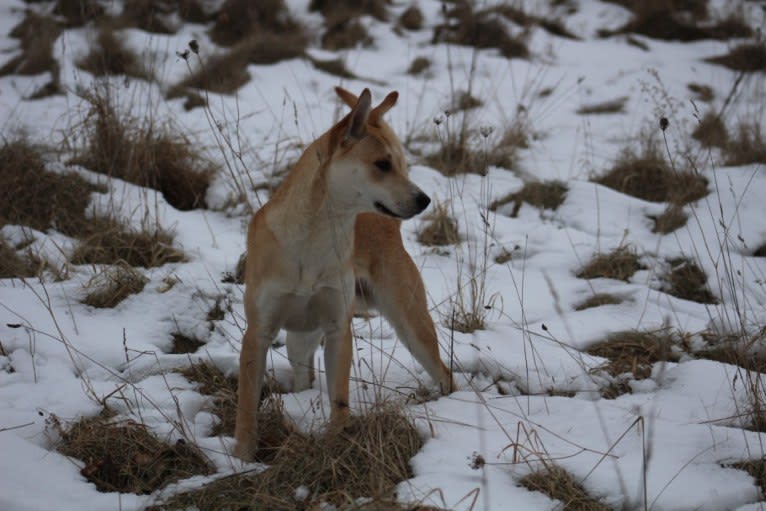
[286, 329, 321, 392]
[371, 255, 455, 394]
[233, 326, 272, 461]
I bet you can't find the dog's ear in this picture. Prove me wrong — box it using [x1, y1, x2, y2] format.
[335, 87, 358, 108]
[346, 88, 371, 140]
[370, 91, 398, 125]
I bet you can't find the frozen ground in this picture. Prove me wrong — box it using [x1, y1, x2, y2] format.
[1, 0, 766, 509]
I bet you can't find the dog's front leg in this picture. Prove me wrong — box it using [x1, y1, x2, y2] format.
[233, 325, 273, 461]
[323, 319, 353, 423]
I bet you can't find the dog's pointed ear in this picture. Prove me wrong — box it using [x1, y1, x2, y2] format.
[370, 91, 398, 125]
[346, 88, 371, 140]
[335, 87, 358, 108]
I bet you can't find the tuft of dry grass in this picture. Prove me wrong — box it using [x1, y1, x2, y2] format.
[519, 464, 611, 511]
[407, 56, 431, 76]
[649, 204, 688, 234]
[490, 181, 567, 217]
[81, 262, 148, 308]
[157, 405, 422, 510]
[70, 216, 186, 268]
[53, 0, 104, 27]
[121, 0, 178, 34]
[574, 293, 622, 311]
[0, 237, 45, 279]
[307, 55, 358, 79]
[724, 122, 766, 166]
[0, 10, 61, 78]
[576, 246, 642, 282]
[732, 459, 766, 496]
[595, 140, 708, 204]
[55, 409, 214, 494]
[73, 89, 214, 210]
[692, 111, 728, 148]
[696, 329, 766, 374]
[0, 138, 102, 238]
[576, 96, 627, 115]
[321, 15, 372, 50]
[433, 2, 529, 60]
[180, 361, 241, 438]
[418, 202, 459, 246]
[169, 332, 205, 354]
[209, 0, 302, 47]
[76, 25, 154, 81]
[663, 258, 717, 304]
[586, 329, 680, 379]
[399, 5, 424, 31]
[309, 0, 389, 21]
[688, 82, 714, 102]
[706, 42, 766, 73]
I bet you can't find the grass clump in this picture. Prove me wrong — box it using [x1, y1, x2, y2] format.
[649, 204, 688, 234]
[725, 122, 766, 166]
[407, 56, 430, 76]
[595, 140, 708, 204]
[0, 138, 102, 237]
[120, 0, 182, 34]
[309, 0, 389, 21]
[74, 89, 214, 210]
[0, 238, 45, 279]
[321, 16, 372, 50]
[490, 181, 567, 217]
[586, 329, 680, 379]
[418, 202, 459, 246]
[81, 262, 148, 308]
[54, 409, 213, 494]
[576, 246, 642, 282]
[0, 10, 61, 78]
[519, 464, 611, 511]
[180, 361, 241, 438]
[76, 25, 154, 81]
[706, 42, 766, 73]
[688, 82, 714, 102]
[169, 332, 205, 354]
[692, 111, 728, 148]
[575, 293, 623, 311]
[432, 1, 529, 59]
[662, 258, 717, 304]
[53, 0, 104, 27]
[576, 97, 627, 115]
[210, 0, 303, 47]
[399, 5, 424, 31]
[157, 406, 422, 510]
[70, 217, 186, 268]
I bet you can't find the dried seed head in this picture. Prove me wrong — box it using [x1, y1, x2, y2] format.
[433, 115, 444, 126]
[479, 125, 495, 138]
[660, 117, 669, 131]
[189, 39, 199, 55]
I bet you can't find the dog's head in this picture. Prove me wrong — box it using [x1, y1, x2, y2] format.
[326, 87, 430, 220]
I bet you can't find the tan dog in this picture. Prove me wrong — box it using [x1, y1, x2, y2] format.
[234, 87, 454, 461]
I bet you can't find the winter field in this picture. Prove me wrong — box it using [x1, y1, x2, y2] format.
[1, 0, 766, 509]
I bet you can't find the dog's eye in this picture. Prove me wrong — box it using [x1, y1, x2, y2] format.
[374, 159, 392, 172]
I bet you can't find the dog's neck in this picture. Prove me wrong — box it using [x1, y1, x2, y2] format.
[265, 128, 359, 259]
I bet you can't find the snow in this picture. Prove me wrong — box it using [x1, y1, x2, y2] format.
[1, 0, 766, 509]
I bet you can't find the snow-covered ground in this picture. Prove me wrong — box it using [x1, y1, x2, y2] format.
[1, 0, 766, 509]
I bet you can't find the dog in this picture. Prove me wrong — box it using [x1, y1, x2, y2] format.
[234, 87, 455, 461]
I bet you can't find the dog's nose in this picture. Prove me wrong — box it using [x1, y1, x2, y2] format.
[415, 192, 431, 213]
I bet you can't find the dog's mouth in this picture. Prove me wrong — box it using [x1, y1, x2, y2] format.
[374, 201, 404, 218]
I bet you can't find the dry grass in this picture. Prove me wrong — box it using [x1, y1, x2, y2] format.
[490, 5, 578, 40]
[180, 361, 241, 438]
[576, 97, 627, 115]
[120, 0, 178, 34]
[725, 122, 766, 166]
[308, 56, 358, 80]
[157, 406, 422, 510]
[76, 25, 153, 81]
[418, 202, 459, 246]
[171, 46, 251, 96]
[586, 329, 680, 379]
[73, 89, 214, 210]
[70, 216, 186, 268]
[490, 181, 567, 217]
[692, 111, 728, 148]
[706, 42, 766, 73]
[663, 258, 717, 304]
[576, 246, 642, 282]
[595, 140, 708, 204]
[322, 15, 372, 50]
[53, 0, 104, 27]
[649, 204, 688, 234]
[0, 138, 102, 237]
[399, 5, 424, 31]
[309, 0, 389, 21]
[574, 293, 622, 311]
[0, 238, 45, 279]
[222, 252, 246, 284]
[732, 459, 766, 497]
[688, 82, 714, 102]
[209, 0, 302, 47]
[81, 262, 148, 308]
[0, 10, 61, 78]
[519, 464, 611, 511]
[54, 409, 214, 494]
[432, 1, 529, 60]
[407, 56, 431, 76]
[169, 332, 205, 354]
